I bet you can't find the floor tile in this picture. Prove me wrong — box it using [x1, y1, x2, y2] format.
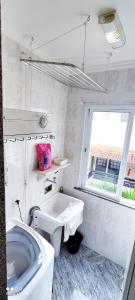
[52, 245, 124, 300]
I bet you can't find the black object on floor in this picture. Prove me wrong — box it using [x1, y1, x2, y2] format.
[66, 231, 83, 254]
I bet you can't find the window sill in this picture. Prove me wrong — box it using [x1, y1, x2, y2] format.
[74, 186, 135, 210]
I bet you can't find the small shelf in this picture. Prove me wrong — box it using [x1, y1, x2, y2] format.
[36, 162, 71, 180]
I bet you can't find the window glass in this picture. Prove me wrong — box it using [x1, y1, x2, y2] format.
[85, 111, 128, 196]
[122, 117, 135, 202]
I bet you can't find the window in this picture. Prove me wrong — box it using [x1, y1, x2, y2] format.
[122, 118, 135, 201]
[79, 106, 135, 205]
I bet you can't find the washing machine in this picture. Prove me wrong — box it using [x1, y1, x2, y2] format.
[6, 219, 54, 300]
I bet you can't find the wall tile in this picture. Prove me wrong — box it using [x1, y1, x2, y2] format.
[63, 68, 135, 267]
[3, 35, 68, 222]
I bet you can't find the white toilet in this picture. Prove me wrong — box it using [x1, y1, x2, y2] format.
[32, 192, 84, 257]
[7, 219, 54, 300]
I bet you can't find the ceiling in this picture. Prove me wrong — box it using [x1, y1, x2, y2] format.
[2, 0, 135, 72]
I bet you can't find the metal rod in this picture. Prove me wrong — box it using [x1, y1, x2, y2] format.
[64, 65, 99, 89]
[48, 63, 107, 92]
[23, 61, 70, 87]
[20, 59, 75, 68]
[82, 15, 90, 72]
[34, 63, 78, 86]
[45, 64, 87, 88]
[27, 62, 83, 89]
[76, 67, 107, 92]
[32, 22, 85, 52]
[65, 65, 107, 92]
[56, 66, 93, 89]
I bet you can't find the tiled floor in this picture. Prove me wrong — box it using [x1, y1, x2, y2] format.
[52, 245, 124, 300]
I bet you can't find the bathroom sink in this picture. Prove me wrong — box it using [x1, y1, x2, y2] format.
[33, 193, 84, 256]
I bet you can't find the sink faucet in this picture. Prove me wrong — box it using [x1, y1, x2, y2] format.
[46, 177, 57, 184]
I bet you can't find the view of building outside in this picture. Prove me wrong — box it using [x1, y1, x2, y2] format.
[86, 111, 135, 201]
[122, 118, 135, 201]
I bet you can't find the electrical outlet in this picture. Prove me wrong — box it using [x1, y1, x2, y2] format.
[12, 199, 21, 207]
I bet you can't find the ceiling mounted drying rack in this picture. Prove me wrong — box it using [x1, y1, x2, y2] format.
[20, 59, 107, 92]
[20, 16, 107, 93]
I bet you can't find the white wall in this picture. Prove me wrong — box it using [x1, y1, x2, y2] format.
[63, 69, 135, 268]
[2, 34, 68, 223]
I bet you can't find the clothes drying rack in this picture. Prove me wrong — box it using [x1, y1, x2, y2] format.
[20, 58, 107, 93]
[20, 15, 107, 93]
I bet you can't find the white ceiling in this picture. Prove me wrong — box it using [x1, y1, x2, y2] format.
[2, 0, 135, 71]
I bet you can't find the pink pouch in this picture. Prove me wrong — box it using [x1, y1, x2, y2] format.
[36, 143, 52, 171]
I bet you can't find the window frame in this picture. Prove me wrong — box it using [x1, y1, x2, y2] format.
[79, 104, 135, 204]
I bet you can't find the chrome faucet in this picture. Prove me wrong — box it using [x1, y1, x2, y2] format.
[46, 177, 57, 184]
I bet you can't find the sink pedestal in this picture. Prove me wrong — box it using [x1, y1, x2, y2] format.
[50, 227, 62, 257]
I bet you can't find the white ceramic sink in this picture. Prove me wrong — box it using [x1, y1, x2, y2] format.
[33, 193, 84, 256]
[34, 192, 83, 234]
[42, 192, 83, 218]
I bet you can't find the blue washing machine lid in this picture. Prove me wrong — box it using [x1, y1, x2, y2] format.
[6, 226, 42, 296]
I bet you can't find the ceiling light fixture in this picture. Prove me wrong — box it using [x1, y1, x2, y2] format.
[98, 10, 126, 49]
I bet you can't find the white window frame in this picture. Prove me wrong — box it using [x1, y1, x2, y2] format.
[79, 104, 135, 204]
